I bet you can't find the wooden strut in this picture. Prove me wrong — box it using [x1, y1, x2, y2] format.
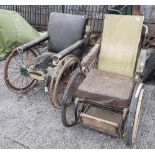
[81, 42, 100, 68]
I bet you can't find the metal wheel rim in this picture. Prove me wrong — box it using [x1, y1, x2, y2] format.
[4, 49, 38, 93]
[51, 59, 81, 108]
[132, 88, 144, 144]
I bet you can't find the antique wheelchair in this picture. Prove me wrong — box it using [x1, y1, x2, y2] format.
[4, 12, 97, 108]
[61, 14, 148, 146]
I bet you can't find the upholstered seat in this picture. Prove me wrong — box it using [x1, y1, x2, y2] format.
[77, 15, 144, 109]
[77, 69, 134, 109]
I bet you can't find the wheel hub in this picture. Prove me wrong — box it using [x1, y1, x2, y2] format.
[20, 67, 29, 76]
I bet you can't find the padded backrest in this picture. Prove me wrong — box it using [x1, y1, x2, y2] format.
[48, 13, 88, 53]
[98, 14, 144, 77]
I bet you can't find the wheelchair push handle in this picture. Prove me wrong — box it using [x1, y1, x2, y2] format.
[142, 24, 148, 48]
[17, 33, 49, 52]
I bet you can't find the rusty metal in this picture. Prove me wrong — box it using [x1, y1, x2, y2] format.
[17, 33, 49, 52]
[49, 54, 82, 108]
[53, 39, 84, 61]
[49, 38, 100, 108]
[81, 41, 100, 68]
[4, 48, 40, 93]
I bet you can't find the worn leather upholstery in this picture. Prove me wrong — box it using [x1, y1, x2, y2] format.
[77, 69, 134, 109]
[48, 13, 88, 53]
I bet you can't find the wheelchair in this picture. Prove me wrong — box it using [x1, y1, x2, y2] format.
[60, 14, 149, 146]
[4, 12, 98, 108]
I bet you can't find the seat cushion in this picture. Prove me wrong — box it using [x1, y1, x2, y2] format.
[77, 70, 134, 109]
[48, 13, 88, 53]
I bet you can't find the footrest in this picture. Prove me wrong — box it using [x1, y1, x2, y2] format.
[80, 105, 123, 137]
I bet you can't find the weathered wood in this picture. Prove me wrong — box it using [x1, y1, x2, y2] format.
[81, 43, 100, 67]
[80, 106, 123, 137]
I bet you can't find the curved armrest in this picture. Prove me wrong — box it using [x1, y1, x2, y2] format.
[81, 42, 100, 67]
[53, 39, 85, 63]
[17, 33, 49, 52]
[142, 24, 148, 48]
[31, 39, 85, 66]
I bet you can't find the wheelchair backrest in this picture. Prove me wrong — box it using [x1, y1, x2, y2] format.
[98, 14, 144, 77]
[47, 13, 88, 53]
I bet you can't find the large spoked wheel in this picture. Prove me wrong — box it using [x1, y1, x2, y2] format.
[125, 84, 144, 146]
[4, 49, 39, 93]
[49, 55, 81, 108]
[61, 68, 85, 127]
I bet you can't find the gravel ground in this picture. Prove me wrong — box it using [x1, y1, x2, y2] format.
[0, 60, 155, 149]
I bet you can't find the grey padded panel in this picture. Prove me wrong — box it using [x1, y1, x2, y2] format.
[48, 13, 88, 53]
